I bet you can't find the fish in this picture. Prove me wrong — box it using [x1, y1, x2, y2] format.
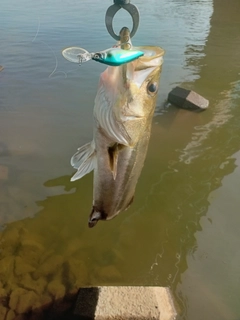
[71, 31, 164, 228]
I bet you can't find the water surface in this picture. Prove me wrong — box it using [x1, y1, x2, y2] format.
[0, 0, 240, 319]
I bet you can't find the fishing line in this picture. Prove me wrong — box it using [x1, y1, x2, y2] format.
[31, 17, 40, 43]
[149, 236, 169, 272]
[31, 17, 68, 78]
[148, 169, 177, 196]
[44, 41, 59, 78]
[150, 251, 165, 271]
[170, 251, 182, 284]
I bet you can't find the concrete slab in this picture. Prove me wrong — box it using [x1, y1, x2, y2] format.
[74, 286, 178, 320]
[168, 86, 209, 110]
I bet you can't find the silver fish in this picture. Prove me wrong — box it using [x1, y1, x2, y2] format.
[71, 39, 164, 227]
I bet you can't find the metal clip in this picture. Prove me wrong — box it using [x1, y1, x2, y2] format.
[105, 1, 140, 40]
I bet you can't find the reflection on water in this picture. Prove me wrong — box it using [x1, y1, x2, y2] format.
[1, 0, 240, 319]
[179, 84, 235, 164]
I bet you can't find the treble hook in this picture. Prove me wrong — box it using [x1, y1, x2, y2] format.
[105, 0, 140, 40]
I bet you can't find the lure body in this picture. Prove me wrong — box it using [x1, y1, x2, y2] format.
[92, 48, 144, 66]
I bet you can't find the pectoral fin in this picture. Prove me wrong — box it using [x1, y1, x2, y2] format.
[70, 141, 96, 181]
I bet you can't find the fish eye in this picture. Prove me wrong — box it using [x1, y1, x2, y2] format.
[147, 82, 158, 95]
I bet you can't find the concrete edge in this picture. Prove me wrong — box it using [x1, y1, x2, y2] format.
[74, 286, 178, 319]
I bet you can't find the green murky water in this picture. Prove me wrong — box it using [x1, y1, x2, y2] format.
[0, 0, 240, 319]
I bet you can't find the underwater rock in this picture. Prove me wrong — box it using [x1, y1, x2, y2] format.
[0, 287, 7, 304]
[18, 273, 47, 296]
[0, 210, 92, 318]
[0, 286, 6, 296]
[0, 304, 8, 319]
[9, 287, 39, 314]
[0, 256, 15, 283]
[14, 256, 36, 276]
[0, 227, 20, 256]
[38, 249, 55, 265]
[19, 237, 45, 267]
[67, 257, 88, 291]
[5, 309, 16, 320]
[47, 280, 66, 301]
[168, 86, 209, 110]
[65, 238, 85, 256]
[97, 265, 122, 282]
[0, 66, 3, 72]
[9, 288, 26, 312]
[33, 255, 63, 279]
[39, 249, 55, 265]
[31, 293, 52, 311]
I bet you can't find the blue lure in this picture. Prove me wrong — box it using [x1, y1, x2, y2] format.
[62, 46, 144, 66]
[92, 48, 144, 66]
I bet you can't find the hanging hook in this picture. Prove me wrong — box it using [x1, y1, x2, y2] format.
[105, 1, 140, 40]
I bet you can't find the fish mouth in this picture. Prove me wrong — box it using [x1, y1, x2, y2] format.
[88, 219, 98, 228]
[88, 207, 107, 228]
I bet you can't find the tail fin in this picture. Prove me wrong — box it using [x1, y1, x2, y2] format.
[70, 141, 96, 181]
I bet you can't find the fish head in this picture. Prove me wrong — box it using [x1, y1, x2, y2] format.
[96, 46, 165, 146]
[124, 46, 165, 102]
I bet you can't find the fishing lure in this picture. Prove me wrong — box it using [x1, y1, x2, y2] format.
[62, 46, 144, 66]
[92, 48, 144, 66]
